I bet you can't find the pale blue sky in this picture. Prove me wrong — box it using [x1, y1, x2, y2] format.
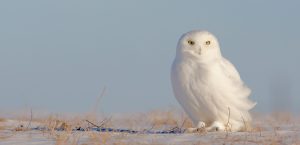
[0, 1, 299, 114]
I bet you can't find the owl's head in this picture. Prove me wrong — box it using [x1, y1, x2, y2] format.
[176, 30, 222, 61]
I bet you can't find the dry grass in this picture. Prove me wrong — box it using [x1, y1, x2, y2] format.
[0, 118, 6, 122]
[0, 118, 6, 130]
[0, 110, 299, 144]
[145, 109, 193, 130]
[87, 132, 114, 145]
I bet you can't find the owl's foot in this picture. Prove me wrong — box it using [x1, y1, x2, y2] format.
[206, 121, 225, 132]
[185, 121, 206, 133]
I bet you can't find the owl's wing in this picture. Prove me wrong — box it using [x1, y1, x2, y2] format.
[220, 58, 252, 97]
[184, 58, 255, 124]
[221, 58, 256, 108]
[220, 58, 242, 85]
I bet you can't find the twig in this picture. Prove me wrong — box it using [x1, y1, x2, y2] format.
[241, 115, 247, 131]
[85, 120, 101, 128]
[86, 116, 112, 128]
[99, 116, 112, 128]
[143, 123, 155, 133]
[92, 86, 106, 114]
[180, 117, 187, 129]
[225, 107, 231, 135]
[26, 108, 33, 129]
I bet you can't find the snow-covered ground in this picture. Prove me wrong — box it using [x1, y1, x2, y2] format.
[1, 129, 300, 144]
[0, 112, 299, 145]
[2, 130, 300, 145]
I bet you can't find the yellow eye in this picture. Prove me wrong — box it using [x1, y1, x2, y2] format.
[205, 41, 211, 45]
[187, 40, 195, 45]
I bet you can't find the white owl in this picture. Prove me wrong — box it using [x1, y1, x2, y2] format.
[171, 30, 256, 132]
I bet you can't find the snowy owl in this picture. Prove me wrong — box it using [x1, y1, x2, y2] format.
[171, 30, 256, 132]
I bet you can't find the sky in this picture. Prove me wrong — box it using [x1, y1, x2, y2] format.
[0, 1, 299, 114]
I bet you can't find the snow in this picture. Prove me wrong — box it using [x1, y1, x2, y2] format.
[0, 114, 300, 144]
[0, 130, 299, 145]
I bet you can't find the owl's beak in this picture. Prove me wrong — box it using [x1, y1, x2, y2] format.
[197, 47, 201, 55]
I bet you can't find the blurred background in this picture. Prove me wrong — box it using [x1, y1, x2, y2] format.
[0, 1, 299, 115]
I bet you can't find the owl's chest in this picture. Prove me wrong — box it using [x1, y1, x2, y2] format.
[179, 62, 226, 92]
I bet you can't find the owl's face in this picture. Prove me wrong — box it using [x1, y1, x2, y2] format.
[176, 30, 222, 61]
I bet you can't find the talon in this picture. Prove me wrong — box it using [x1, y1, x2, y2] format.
[206, 121, 225, 132]
[196, 121, 206, 128]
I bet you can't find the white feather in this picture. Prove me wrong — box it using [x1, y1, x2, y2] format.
[171, 30, 256, 132]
